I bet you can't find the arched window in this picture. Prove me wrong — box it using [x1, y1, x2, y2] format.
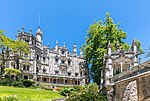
[36, 67, 39, 73]
[43, 67, 46, 73]
[37, 54, 39, 60]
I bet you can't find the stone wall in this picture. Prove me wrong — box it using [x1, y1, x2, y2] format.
[113, 74, 150, 101]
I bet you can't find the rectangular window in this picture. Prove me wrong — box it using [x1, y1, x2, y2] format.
[61, 60, 65, 64]
[23, 65, 26, 70]
[68, 61, 71, 65]
[55, 58, 58, 63]
[62, 51, 64, 54]
[43, 57, 45, 62]
[27, 65, 30, 71]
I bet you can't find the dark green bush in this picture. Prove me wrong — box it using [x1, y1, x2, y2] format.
[12, 80, 24, 88]
[0, 78, 14, 86]
[59, 87, 75, 96]
[22, 79, 35, 87]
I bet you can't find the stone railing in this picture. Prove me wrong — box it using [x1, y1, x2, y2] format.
[112, 66, 150, 83]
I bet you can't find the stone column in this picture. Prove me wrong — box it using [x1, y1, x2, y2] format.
[49, 77, 51, 83]
[40, 76, 42, 82]
[70, 79, 72, 85]
[64, 78, 65, 85]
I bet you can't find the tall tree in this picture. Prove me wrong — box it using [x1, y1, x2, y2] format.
[0, 30, 29, 76]
[83, 13, 143, 85]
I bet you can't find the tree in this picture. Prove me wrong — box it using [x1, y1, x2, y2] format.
[65, 83, 107, 101]
[4, 68, 21, 81]
[83, 13, 143, 85]
[0, 30, 29, 76]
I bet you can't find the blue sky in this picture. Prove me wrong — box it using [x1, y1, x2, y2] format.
[0, 0, 150, 62]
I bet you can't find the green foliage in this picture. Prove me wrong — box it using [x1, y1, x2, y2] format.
[65, 83, 107, 101]
[59, 87, 75, 97]
[0, 78, 14, 86]
[0, 78, 35, 88]
[83, 12, 143, 85]
[0, 30, 29, 75]
[21, 79, 35, 87]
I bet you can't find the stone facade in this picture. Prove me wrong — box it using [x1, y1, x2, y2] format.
[101, 39, 146, 101]
[6, 26, 88, 86]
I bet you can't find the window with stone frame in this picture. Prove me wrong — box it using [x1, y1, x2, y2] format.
[23, 65, 26, 70]
[36, 67, 39, 73]
[55, 58, 58, 63]
[43, 57, 45, 62]
[68, 72, 71, 76]
[27, 65, 30, 71]
[62, 50, 65, 54]
[68, 60, 71, 65]
[61, 60, 65, 64]
[75, 73, 78, 77]
[43, 67, 46, 73]
[37, 54, 39, 60]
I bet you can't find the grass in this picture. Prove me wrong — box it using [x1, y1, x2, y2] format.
[0, 86, 63, 101]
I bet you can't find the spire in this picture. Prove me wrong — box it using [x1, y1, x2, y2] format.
[80, 48, 83, 56]
[30, 27, 32, 35]
[36, 26, 42, 35]
[22, 26, 24, 33]
[55, 40, 58, 51]
[132, 38, 137, 45]
[63, 42, 66, 47]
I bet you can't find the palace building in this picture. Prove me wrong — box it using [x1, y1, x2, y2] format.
[7, 26, 87, 86]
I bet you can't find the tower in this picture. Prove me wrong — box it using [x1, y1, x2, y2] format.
[36, 26, 43, 46]
[105, 41, 113, 85]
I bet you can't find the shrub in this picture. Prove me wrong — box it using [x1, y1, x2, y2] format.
[65, 83, 108, 101]
[22, 79, 35, 87]
[0, 78, 14, 86]
[59, 87, 75, 97]
[12, 80, 24, 88]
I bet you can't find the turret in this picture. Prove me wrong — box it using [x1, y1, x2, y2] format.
[73, 43, 77, 56]
[132, 38, 138, 66]
[108, 40, 111, 56]
[36, 26, 43, 46]
[105, 40, 113, 85]
[80, 48, 83, 57]
[132, 38, 137, 53]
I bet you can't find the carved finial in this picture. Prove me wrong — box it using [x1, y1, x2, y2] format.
[56, 40, 58, 45]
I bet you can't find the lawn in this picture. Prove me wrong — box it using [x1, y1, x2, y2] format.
[0, 86, 63, 101]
